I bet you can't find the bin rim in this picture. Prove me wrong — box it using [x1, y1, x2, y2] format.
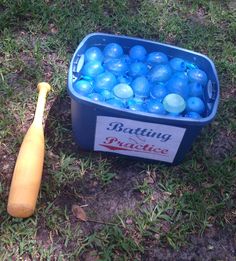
[67, 32, 220, 126]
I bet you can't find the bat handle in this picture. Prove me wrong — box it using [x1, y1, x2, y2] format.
[34, 82, 51, 126]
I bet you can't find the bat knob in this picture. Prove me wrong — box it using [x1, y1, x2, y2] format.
[7, 204, 34, 218]
[37, 82, 51, 93]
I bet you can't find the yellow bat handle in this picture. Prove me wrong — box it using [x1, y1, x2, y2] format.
[7, 82, 51, 218]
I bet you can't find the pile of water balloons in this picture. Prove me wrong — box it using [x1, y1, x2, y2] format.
[73, 43, 208, 119]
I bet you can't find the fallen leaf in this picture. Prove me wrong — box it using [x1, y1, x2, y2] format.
[72, 204, 88, 221]
[49, 23, 58, 34]
[51, 27, 58, 34]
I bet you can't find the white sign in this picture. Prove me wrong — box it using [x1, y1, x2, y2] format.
[94, 116, 186, 163]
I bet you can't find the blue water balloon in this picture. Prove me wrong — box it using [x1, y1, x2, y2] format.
[163, 93, 186, 114]
[106, 98, 125, 108]
[123, 54, 132, 64]
[165, 75, 189, 99]
[80, 75, 94, 83]
[129, 45, 147, 61]
[103, 56, 113, 64]
[104, 58, 128, 76]
[149, 64, 172, 83]
[188, 68, 208, 86]
[128, 62, 148, 77]
[113, 83, 134, 99]
[169, 57, 186, 72]
[100, 89, 115, 100]
[146, 99, 167, 115]
[186, 62, 198, 70]
[88, 93, 105, 102]
[84, 47, 103, 62]
[188, 82, 203, 97]
[186, 97, 205, 114]
[94, 72, 117, 92]
[131, 76, 150, 99]
[130, 97, 144, 104]
[185, 111, 202, 119]
[127, 99, 146, 112]
[103, 43, 123, 58]
[82, 61, 104, 78]
[173, 71, 189, 82]
[73, 79, 93, 96]
[146, 52, 168, 66]
[150, 83, 168, 100]
[168, 112, 182, 117]
[117, 75, 132, 84]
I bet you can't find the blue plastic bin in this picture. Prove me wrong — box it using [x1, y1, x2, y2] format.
[67, 33, 219, 165]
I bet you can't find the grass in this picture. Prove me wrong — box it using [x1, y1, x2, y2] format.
[0, 0, 236, 260]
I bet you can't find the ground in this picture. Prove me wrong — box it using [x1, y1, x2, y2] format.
[0, 1, 236, 260]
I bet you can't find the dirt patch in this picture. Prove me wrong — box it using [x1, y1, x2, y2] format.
[186, 6, 209, 26]
[56, 169, 144, 234]
[0, 146, 16, 180]
[142, 226, 236, 261]
[128, 0, 142, 14]
[204, 130, 236, 160]
[228, 1, 236, 10]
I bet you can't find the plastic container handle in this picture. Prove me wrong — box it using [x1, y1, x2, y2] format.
[204, 80, 217, 103]
[72, 54, 85, 74]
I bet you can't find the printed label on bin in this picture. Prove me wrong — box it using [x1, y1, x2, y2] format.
[94, 116, 186, 163]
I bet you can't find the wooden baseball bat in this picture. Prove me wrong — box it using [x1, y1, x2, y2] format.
[7, 82, 51, 218]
